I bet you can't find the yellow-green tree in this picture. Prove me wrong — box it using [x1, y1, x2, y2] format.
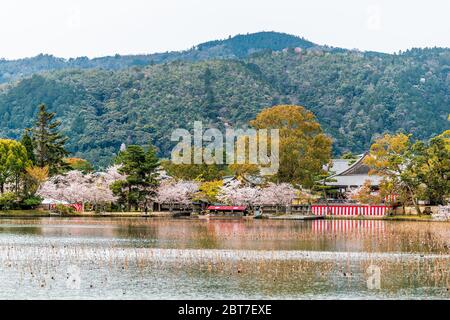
[24, 165, 49, 196]
[349, 180, 382, 204]
[161, 145, 230, 182]
[436, 129, 450, 151]
[366, 131, 450, 208]
[365, 133, 423, 212]
[365, 133, 410, 175]
[250, 105, 332, 188]
[64, 158, 94, 173]
[407, 131, 450, 205]
[161, 160, 228, 182]
[0, 139, 30, 194]
[195, 180, 223, 203]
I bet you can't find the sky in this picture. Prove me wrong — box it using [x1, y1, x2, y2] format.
[0, 0, 449, 59]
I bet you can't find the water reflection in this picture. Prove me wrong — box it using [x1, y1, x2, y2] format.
[0, 218, 449, 253]
[0, 217, 448, 299]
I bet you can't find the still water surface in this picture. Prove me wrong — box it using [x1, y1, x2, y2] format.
[0, 217, 449, 299]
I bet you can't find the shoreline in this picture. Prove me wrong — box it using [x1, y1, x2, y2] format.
[0, 210, 448, 222]
[0, 210, 176, 218]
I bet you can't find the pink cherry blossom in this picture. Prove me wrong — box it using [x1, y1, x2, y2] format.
[156, 180, 200, 207]
[258, 183, 297, 206]
[38, 166, 127, 210]
[218, 180, 297, 207]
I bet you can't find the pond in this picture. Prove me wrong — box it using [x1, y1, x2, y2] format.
[0, 217, 449, 299]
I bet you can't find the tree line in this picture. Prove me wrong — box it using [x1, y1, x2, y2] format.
[0, 103, 448, 212]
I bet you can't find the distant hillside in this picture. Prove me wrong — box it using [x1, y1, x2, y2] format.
[0, 41, 448, 168]
[0, 31, 316, 83]
[195, 31, 315, 57]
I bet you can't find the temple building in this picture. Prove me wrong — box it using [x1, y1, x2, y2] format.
[325, 153, 383, 193]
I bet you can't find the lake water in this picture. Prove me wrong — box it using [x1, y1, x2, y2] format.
[0, 217, 449, 299]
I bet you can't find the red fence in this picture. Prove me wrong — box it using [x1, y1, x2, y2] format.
[311, 205, 389, 217]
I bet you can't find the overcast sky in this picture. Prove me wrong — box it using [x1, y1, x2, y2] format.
[0, 0, 449, 59]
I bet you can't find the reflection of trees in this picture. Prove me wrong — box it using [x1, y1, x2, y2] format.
[112, 219, 159, 242]
[0, 225, 43, 236]
[191, 221, 218, 249]
[4, 218, 448, 256]
[152, 220, 220, 249]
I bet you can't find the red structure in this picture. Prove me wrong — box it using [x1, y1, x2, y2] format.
[50, 203, 83, 212]
[206, 206, 248, 214]
[311, 205, 390, 217]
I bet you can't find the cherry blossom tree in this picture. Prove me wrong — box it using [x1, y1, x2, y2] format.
[84, 166, 127, 209]
[218, 180, 261, 209]
[258, 183, 297, 206]
[156, 180, 200, 211]
[218, 180, 298, 212]
[38, 170, 87, 204]
[38, 166, 126, 212]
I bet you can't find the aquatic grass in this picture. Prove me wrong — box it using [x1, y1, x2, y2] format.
[0, 218, 448, 298]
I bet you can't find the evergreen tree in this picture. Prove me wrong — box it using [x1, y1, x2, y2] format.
[20, 129, 35, 165]
[312, 162, 338, 209]
[32, 104, 69, 175]
[112, 144, 160, 212]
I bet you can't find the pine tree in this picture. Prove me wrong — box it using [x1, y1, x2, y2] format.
[20, 129, 35, 165]
[32, 104, 69, 175]
[112, 144, 160, 212]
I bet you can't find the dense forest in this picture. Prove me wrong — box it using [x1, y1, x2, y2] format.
[0, 32, 448, 168]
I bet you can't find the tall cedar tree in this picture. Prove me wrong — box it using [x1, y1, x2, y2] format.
[32, 104, 69, 175]
[20, 129, 36, 165]
[112, 145, 160, 211]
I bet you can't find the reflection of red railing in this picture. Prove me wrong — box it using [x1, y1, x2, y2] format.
[207, 221, 247, 234]
[311, 219, 386, 234]
[311, 205, 389, 216]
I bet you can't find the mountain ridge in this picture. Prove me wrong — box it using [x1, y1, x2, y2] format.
[0, 32, 449, 167]
[0, 31, 319, 84]
[1, 31, 447, 84]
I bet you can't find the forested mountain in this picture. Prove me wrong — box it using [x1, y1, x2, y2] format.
[0, 32, 449, 168]
[0, 32, 315, 84]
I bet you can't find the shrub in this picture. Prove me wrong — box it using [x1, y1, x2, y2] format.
[0, 192, 17, 210]
[54, 204, 75, 215]
[21, 196, 43, 209]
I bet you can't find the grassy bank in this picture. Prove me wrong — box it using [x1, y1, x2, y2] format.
[0, 210, 446, 222]
[382, 215, 435, 222]
[0, 210, 176, 218]
[0, 210, 52, 217]
[324, 215, 440, 222]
